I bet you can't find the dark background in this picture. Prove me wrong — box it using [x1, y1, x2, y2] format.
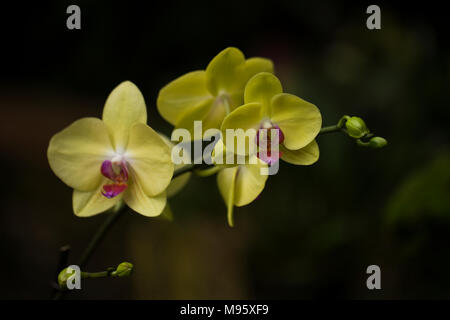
[0, 0, 449, 299]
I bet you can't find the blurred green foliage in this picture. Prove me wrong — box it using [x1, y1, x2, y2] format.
[386, 151, 450, 225]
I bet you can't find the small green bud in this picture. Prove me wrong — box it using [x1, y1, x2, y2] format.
[368, 136, 388, 148]
[112, 262, 133, 277]
[58, 267, 75, 288]
[345, 116, 369, 138]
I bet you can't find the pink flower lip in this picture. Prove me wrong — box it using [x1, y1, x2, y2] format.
[256, 122, 284, 164]
[101, 183, 128, 199]
[257, 150, 283, 165]
[100, 159, 129, 198]
[256, 123, 285, 149]
[101, 159, 128, 183]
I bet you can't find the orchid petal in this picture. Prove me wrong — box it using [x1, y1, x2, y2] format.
[48, 117, 113, 191]
[244, 72, 283, 117]
[217, 166, 238, 227]
[234, 157, 268, 207]
[102, 81, 147, 153]
[73, 178, 121, 217]
[157, 71, 214, 126]
[174, 98, 223, 137]
[123, 169, 167, 217]
[217, 158, 268, 221]
[270, 93, 322, 150]
[205, 47, 247, 96]
[280, 140, 320, 165]
[220, 102, 263, 156]
[244, 57, 274, 79]
[125, 123, 174, 197]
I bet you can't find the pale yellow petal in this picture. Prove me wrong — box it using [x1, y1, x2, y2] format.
[157, 71, 214, 126]
[205, 47, 247, 95]
[175, 98, 225, 136]
[48, 117, 113, 191]
[221, 102, 263, 132]
[244, 72, 283, 117]
[73, 178, 121, 217]
[217, 166, 238, 203]
[234, 158, 268, 207]
[280, 140, 320, 165]
[217, 159, 268, 226]
[123, 173, 167, 217]
[220, 103, 262, 156]
[244, 57, 274, 78]
[102, 81, 147, 153]
[217, 166, 238, 227]
[125, 123, 174, 197]
[270, 93, 322, 150]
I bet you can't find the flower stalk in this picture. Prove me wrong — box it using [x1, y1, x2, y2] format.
[319, 115, 387, 148]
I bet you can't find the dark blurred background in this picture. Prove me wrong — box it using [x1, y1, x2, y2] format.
[0, 0, 449, 299]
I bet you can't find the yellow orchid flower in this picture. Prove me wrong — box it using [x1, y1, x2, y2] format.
[212, 140, 268, 227]
[47, 81, 174, 217]
[157, 47, 274, 135]
[221, 72, 322, 165]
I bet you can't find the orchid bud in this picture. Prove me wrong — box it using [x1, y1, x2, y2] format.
[58, 267, 77, 288]
[368, 136, 388, 148]
[112, 262, 133, 277]
[345, 116, 369, 138]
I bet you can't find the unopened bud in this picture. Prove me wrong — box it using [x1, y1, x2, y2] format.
[368, 136, 387, 148]
[112, 262, 133, 277]
[345, 116, 369, 138]
[58, 267, 75, 288]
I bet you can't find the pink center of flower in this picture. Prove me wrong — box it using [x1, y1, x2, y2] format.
[256, 121, 285, 165]
[100, 159, 129, 198]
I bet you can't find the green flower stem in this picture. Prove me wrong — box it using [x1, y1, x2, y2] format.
[172, 164, 195, 178]
[80, 262, 133, 279]
[318, 124, 345, 135]
[81, 268, 115, 279]
[52, 204, 127, 300]
[53, 165, 203, 299]
[51, 245, 71, 297]
[318, 115, 350, 135]
[194, 165, 221, 177]
[318, 115, 387, 148]
[173, 164, 220, 178]
[78, 203, 126, 268]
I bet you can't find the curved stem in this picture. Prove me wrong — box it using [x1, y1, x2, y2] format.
[194, 165, 221, 177]
[319, 125, 344, 135]
[173, 163, 218, 178]
[78, 205, 126, 268]
[81, 267, 115, 279]
[52, 204, 126, 300]
[318, 115, 350, 135]
[172, 164, 195, 178]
